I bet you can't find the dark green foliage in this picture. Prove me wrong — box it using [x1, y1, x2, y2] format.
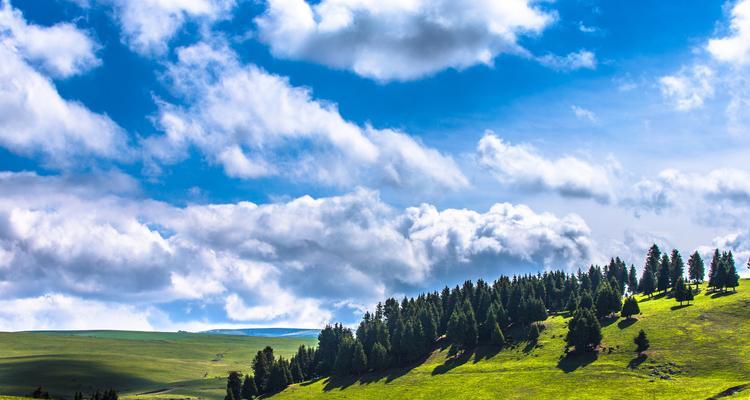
[634, 329, 649, 352]
[725, 252, 740, 291]
[333, 338, 354, 376]
[225, 371, 242, 400]
[594, 281, 621, 319]
[620, 296, 640, 319]
[657, 254, 671, 293]
[251, 350, 270, 393]
[316, 324, 353, 375]
[674, 276, 693, 305]
[32, 388, 50, 399]
[350, 340, 368, 375]
[708, 249, 722, 290]
[491, 322, 505, 347]
[628, 265, 639, 294]
[266, 361, 289, 393]
[645, 244, 661, 275]
[669, 249, 684, 288]
[241, 374, 258, 399]
[369, 342, 389, 371]
[526, 297, 548, 325]
[688, 251, 705, 289]
[74, 392, 83, 400]
[578, 290, 594, 310]
[566, 308, 602, 353]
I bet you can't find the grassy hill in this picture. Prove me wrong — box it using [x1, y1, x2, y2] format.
[273, 280, 750, 400]
[0, 330, 315, 399]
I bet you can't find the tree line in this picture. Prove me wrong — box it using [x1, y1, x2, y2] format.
[225, 245, 745, 398]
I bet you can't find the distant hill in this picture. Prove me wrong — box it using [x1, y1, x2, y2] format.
[201, 328, 320, 338]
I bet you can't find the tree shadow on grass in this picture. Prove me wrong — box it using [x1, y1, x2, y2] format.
[711, 291, 737, 299]
[617, 318, 638, 330]
[600, 316, 619, 328]
[671, 304, 692, 311]
[627, 353, 647, 369]
[322, 354, 426, 392]
[556, 351, 597, 373]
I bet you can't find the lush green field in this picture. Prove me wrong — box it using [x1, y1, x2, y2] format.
[0, 330, 315, 399]
[274, 280, 750, 400]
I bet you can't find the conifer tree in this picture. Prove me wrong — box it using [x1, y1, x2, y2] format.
[241, 374, 258, 399]
[688, 251, 705, 289]
[674, 276, 689, 306]
[225, 371, 242, 400]
[566, 308, 602, 353]
[657, 254, 671, 294]
[251, 351, 270, 394]
[645, 244, 661, 274]
[620, 296, 640, 319]
[639, 269, 656, 298]
[628, 265, 639, 294]
[708, 249, 721, 290]
[351, 340, 368, 375]
[725, 253, 740, 292]
[669, 249, 684, 288]
[528, 323, 540, 342]
[333, 338, 354, 375]
[266, 362, 289, 393]
[578, 290, 594, 310]
[634, 329, 649, 352]
[369, 342, 389, 371]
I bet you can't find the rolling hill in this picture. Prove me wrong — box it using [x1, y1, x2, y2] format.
[200, 328, 320, 338]
[0, 330, 315, 399]
[272, 280, 750, 400]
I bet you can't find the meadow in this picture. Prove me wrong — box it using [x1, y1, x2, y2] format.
[0, 331, 315, 399]
[273, 280, 750, 400]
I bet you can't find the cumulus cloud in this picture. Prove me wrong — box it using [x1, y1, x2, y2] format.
[707, 0, 750, 66]
[0, 3, 130, 164]
[108, 0, 235, 55]
[145, 41, 467, 189]
[476, 132, 615, 202]
[659, 65, 714, 111]
[622, 168, 750, 223]
[704, 231, 750, 276]
[255, 0, 554, 81]
[0, 171, 594, 328]
[536, 49, 597, 71]
[0, 0, 100, 78]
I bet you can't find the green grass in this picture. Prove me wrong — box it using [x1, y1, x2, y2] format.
[274, 280, 750, 400]
[0, 330, 315, 400]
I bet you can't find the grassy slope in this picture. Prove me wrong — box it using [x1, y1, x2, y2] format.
[275, 280, 750, 400]
[0, 331, 315, 399]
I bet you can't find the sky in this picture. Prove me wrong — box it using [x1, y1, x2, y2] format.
[0, 0, 749, 331]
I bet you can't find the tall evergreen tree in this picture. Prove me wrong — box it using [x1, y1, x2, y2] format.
[251, 351, 270, 393]
[628, 265, 639, 294]
[645, 244, 661, 274]
[688, 251, 705, 289]
[491, 322, 505, 347]
[639, 269, 656, 298]
[225, 371, 242, 400]
[669, 249, 685, 288]
[266, 362, 289, 393]
[620, 296, 640, 319]
[368, 342, 389, 371]
[241, 374, 258, 400]
[708, 249, 722, 290]
[566, 308, 602, 353]
[725, 252, 740, 292]
[674, 276, 690, 306]
[634, 329, 649, 353]
[350, 340, 368, 375]
[657, 254, 671, 294]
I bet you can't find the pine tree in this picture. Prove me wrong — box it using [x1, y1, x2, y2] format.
[350, 340, 368, 375]
[368, 342, 388, 371]
[634, 329, 649, 352]
[566, 308, 602, 353]
[725, 253, 740, 292]
[252, 350, 270, 393]
[657, 254, 671, 294]
[639, 269, 656, 298]
[708, 249, 721, 290]
[628, 265, 639, 294]
[716, 251, 730, 291]
[674, 276, 689, 306]
[266, 362, 289, 393]
[225, 371, 242, 400]
[669, 249, 684, 288]
[620, 296, 640, 319]
[645, 244, 661, 274]
[333, 338, 354, 375]
[578, 290, 594, 310]
[528, 323, 540, 342]
[688, 251, 705, 289]
[241, 374, 258, 399]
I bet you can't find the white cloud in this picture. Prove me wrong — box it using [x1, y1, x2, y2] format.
[0, 171, 594, 328]
[145, 41, 467, 189]
[0, 0, 100, 78]
[705, 231, 750, 276]
[578, 21, 597, 34]
[537, 49, 597, 71]
[659, 65, 714, 111]
[255, 0, 554, 81]
[707, 0, 750, 66]
[571, 105, 598, 122]
[476, 132, 615, 202]
[109, 0, 236, 55]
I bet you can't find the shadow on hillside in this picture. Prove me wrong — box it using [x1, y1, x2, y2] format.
[710, 290, 737, 299]
[321, 352, 430, 392]
[600, 316, 619, 328]
[627, 353, 647, 369]
[670, 304, 692, 311]
[556, 351, 597, 373]
[617, 318, 638, 330]
[430, 345, 501, 376]
[0, 356, 157, 396]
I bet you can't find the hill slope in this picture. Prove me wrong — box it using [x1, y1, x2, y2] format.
[201, 328, 320, 338]
[273, 280, 750, 400]
[0, 331, 315, 399]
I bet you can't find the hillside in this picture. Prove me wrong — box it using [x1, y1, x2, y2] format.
[200, 328, 320, 338]
[272, 280, 750, 400]
[0, 331, 315, 399]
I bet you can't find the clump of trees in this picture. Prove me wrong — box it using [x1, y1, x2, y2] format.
[634, 330, 649, 353]
[225, 244, 742, 392]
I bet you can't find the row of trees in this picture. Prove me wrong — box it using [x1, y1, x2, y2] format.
[225, 245, 745, 396]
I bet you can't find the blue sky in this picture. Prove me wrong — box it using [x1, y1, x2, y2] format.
[0, 0, 749, 331]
